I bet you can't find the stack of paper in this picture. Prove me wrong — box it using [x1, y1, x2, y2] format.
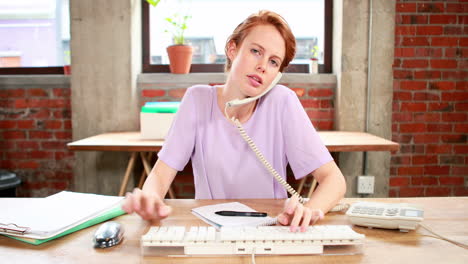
[0, 191, 125, 245]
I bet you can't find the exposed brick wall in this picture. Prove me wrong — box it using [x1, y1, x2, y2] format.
[391, 0, 468, 197]
[140, 82, 336, 198]
[0, 87, 73, 197]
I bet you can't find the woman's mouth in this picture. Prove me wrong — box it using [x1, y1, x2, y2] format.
[247, 74, 263, 87]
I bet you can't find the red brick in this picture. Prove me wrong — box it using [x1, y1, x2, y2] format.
[461, 37, 468, 47]
[424, 166, 450, 175]
[29, 131, 53, 139]
[443, 92, 468, 102]
[142, 89, 166, 97]
[427, 144, 452, 154]
[440, 177, 464, 185]
[402, 37, 430, 46]
[452, 166, 468, 176]
[454, 124, 468, 133]
[308, 89, 333, 97]
[401, 60, 428, 68]
[28, 151, 54, 159]
[397, 167, 424, 176]
[414, 113, 440, 122]
[53, 88, 71, 97]
[442, 113, 467, 122]
[300, 99, 320, 108]
[413, 134, 439, 143]
[400, 123, 426, 133]
[391, 155, 411, 165]
[413, 92, 440, 101]
[430, 59, 458, 69]
[429, 81, 456, 91]
[393, 70, 413, 79]
[17, 120, 35, 129]
[389, 177, 410, 187]
[400, 15, 428, 24]
[41, 141, 67, 149]
[17, 161, 40, 169]
[44, 120, 62, 129]
[400, 80, 427, 90]
[320, 100, 333, 109]
[427, 124, 452, 132]
[168, 89, 187, 98]
[416, 26, 443, 35]
[411, 176, 438, 185]
[0, 120, 16, 129]
[440, 156, 464, 165]
[394, 91, 412, 101]
[394, 48, 415, 57]
[53, 109, 71, 119]
[290, 88, 305, 97]
[388, 189, 398, 197]
[455, 103, 468, 111]
[27, 89, 48, 97]
[446, 3, 468, 13]
[393, 112, 413, 122]
[396, 25, 416, 35]
[63, 120, 72, 130]
[3, 131, 26, 140]
[426, 187, 451, 197]
[413, 70, 441, 79]
[432, 37, 459, 47]
[443, 71, 468, 80]
[0, 89, 24, 97]
[460, 16, 468, 24]
[5, 151, 28, 159]
[415, 47, 442, 57]
[445, 48, 463, 58]
[417, 3, 444, 13]
[396, 3, 416, 13]
[428, 102, 453, 112]
[401, 102, 427, 112]
[306, 110, 334, 120]
[412, 155, 438, 165]
[430, 15, 458, 24]
[55, 131, 72, 140]
[454, 187, 468, 196]
[444, 26, 463, 35]
[399, 187, 424, 197]
[456, 82, 467, 90]
[393, 58, 401, 68]
[28, 109, 51, 119]
[314, 121, 334, 131]
[16, 141, 39, 149]
[441, 134, 467, 144]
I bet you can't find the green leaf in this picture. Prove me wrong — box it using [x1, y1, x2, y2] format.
[146, 0, 161, 7]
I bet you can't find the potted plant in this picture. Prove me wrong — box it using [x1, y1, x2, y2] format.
[147, 0, 193, 74]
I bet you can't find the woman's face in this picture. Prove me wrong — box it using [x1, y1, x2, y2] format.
[227, 24, 286, 98]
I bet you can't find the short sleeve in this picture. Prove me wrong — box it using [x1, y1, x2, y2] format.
[157, 87, 198, 171]
[282, 91, 333, 179]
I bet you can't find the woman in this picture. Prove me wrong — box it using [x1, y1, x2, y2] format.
[123, 10, 346, 232]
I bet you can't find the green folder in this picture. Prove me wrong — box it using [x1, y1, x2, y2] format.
[3, 207, 126, 245]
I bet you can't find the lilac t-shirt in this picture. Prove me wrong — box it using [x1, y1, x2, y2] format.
[158, 84, 333, 199]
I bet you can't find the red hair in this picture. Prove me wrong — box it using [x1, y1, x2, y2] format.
[224, 10, 296, 72]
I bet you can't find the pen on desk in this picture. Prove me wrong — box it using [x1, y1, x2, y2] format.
[215, 211, 267, 217]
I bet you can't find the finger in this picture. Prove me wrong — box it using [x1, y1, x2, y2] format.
[122, 192, 134, 214]
[290, 203, 304, 232]
[285, 194, 300, 215]
[157, 204, 172, 218]
[311, 209, 324, 225]
[132, 188, 143, 212]
[300, 208, 312, 232]
[277, 212, 290, 226]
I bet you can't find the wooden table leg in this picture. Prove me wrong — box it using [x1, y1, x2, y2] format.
[119, 152, 138, 196]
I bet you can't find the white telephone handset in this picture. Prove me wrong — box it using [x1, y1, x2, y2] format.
[225, 72, 306, 203]
[226, 73, 283, 107]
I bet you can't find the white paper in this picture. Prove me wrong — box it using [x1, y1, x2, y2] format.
[191, 202, 277, 230]
[0, 191, 123, 239]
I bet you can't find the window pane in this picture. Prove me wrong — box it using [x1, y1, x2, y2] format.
[0, 0, 70, 68]
[149, 0, 324, 66]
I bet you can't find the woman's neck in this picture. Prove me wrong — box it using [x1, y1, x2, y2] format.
[217, 85, 257, 124]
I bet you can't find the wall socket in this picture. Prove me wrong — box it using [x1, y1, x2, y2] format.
[357, 175, 375, 194]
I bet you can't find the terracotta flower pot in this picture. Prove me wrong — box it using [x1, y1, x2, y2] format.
[166, 45, 193, 74]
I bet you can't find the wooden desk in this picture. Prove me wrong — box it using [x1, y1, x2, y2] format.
[1, 197, 466, 263]
[67, 131, 399, 197]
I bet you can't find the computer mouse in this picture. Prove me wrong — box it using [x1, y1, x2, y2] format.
[93, 221, 124, 249]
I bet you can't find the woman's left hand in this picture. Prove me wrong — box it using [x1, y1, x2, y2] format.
[277, 195, 324, 232]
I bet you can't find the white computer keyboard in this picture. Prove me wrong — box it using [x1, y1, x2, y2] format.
[141, 225, 365, 256]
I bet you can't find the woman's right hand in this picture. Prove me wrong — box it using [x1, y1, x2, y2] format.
[122, 188, 172, 221]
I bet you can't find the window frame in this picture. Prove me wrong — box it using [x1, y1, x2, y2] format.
[142, 0, 332, 73]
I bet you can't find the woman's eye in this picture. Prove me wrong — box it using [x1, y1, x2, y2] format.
[270, 60, 279, 67]
[251, 48, 260, 54]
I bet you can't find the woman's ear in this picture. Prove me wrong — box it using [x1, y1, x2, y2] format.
[226, 41, 237, 61]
